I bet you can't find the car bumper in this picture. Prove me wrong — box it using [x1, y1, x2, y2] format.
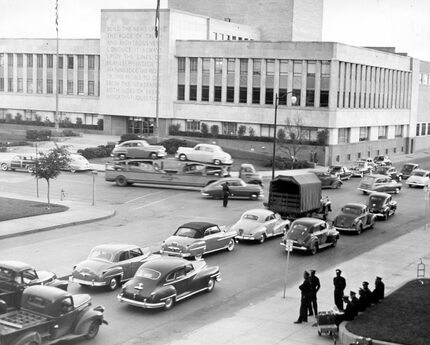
[357, 188, 372, 193]
[280, 242, 307, 251]
[160, 250, 192, 258]
[236, 234, 261, 241]
[69, 276, 106, 287]
[334, 226, 356, 232]
[407, 182, 425, 187]
[117, 295, 165, 309]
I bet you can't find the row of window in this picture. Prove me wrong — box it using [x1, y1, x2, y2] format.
[338, 125, 404, 144]
[416, 122, 430, 136]
[0, 53, 97, 70]
[335, 147, 402, 163]
[419, 73, 430, 85]
[212, 32, 251, 41]
[0, 77, 97, 96]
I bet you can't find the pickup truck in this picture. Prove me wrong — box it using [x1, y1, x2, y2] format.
[0, 285, 107, 345]
[0, 261, 68, 311]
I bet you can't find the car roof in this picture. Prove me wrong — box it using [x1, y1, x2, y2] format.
[121, 140, 148, 144]
[292, 217, 324, 225]
[363, 174, 390, 179]
[342, 203, 366, 209]
[242, 208, 274, 217]
[196, 143, 219, 148]
[141, 257, 189, 272]
[403, 163, 419, 167]
[23, 285, 71, 301]
[178, 222, 218, 232]
[369, 191, 391, 197]
[0, 260, 33, 272]
[92, 244, 141, 253]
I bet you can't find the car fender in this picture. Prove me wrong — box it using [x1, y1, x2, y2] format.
[103, 267, 124, 281]
[188, 240, 206, 256]
[74, 308, 105, 335]
[48, 278, 69, 291]
[11, 332, 42, 345]
[153, 285, 177, 302]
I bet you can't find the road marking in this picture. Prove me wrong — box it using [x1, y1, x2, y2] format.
[124, 191, 165, 204]
[131, 193, 187, 210]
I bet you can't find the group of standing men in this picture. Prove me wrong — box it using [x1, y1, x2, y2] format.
[295, 268, 385, 325]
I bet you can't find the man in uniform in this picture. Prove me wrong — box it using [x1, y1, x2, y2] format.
[372, 276, 385, 303]
[222, 181, 230, 207]
[294, 271, 312, 324]
[308, 269, 320, 316]
[333, 269, 346, 311]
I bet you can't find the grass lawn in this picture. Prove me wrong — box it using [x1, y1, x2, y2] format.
[0, 197, 69, 221]
[346, 278, 430, 345]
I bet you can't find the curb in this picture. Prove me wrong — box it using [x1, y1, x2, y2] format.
[0, 209, 116, 240]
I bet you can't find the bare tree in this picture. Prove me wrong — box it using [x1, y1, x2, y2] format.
[32, 145, 71, 208]
[277, 116, 309, 161]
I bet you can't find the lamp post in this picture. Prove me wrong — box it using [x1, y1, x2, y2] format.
[91, 171, 98, 206]
[35, 139, 39, 198]
[272, 91, 296, 180]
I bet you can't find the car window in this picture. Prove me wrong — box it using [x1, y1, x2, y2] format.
[60, 297, 74, 314]
[175, 227, 201, 238]
[129, 248, 143, 258]
[243, 214, 259, 221]
[22, 269, 38, 284]
[175, 268, 186, 280]
[119, 251, 130, 261]
[185, 264, 194, 274]
[320, 223, 327, 231]
[135, 267, 160, 280]
[195, 146, 201, 151]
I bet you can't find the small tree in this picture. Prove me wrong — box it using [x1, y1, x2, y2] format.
[32, 145, 70, 208]
[249, 127, 255, 137]
[238, 125, 247, 137]
[210, 125, 219, 137]
[201, 123, 209, 136]
[277, 116, 308, 161]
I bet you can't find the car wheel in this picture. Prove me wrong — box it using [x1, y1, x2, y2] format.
[333, 182, 341, 189]
[226, 238, 235, 252]
[395, 188, 400, 194]
[115, 175, 128, 187]
[384, 212, 389, 221]
[250, 193, 259, 200]
[258, 234, 266, 244]
[194, 253, 203, 260]
[213, 159, 221, 165]
[70, 168, 76, 173]
[310, 243, 318, 255]
[85, 320, 100, 340]
[356, 223, 363, 235]
[179, 154, 187, 161]
[27, 166, 34, 173]
[150, 152, 157, 159]
[1, 163, 8, 171]
[331, 238, 338, 247]
[164, 296, 175, 310]
[119, 154, 126, 160]
[107, 277, 119, 291]
[207, 278, 216, 292]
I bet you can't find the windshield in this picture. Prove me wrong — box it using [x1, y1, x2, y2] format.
[342, 206, 361, 215]
[88, 248, 114, 262]
[290, 223, 309, 233]
[402, 165, 415, 173]
[174, 227, 201, 238]
[135, 267, 161, 280]
[0, 267, 16, 282]
[412, 170, 427, 177]
[368, 196, 385, 207]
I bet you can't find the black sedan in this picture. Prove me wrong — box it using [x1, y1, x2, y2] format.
[333, 203, 376, 234]
[117, 257, 220, 310]
[312, 171, 343, 189]
[367, 192, 397, 220]
[200, 177, 264, 200]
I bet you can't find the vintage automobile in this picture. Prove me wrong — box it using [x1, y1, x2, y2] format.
[373, 155, 392, 166]
[0, 154, 35, 172]
[118, 257, 220, 310]
[111, 139, 167, 159]
[332, 203, 376, 234]
[367, 192, 397, 220]
[231, 209, 290, 243]
[399, 163, 420, 180]
[312, 171, 343, 189]
[357, 174, 402, 194]
[328, 165, 353, 181]
[238, 163, 263, 185]
[0, 285, 107, 345]
[70, 244, 160, 291]
[64, 153, 93, 173]
[201, 177, 264, 200]
[105, 159, 230, 188]
[280, 217, 339, 255]
[160, 222, 237, 259]
[374, 165, 402, 181]
[175, 143, 233, 165]
[0, 260, 68, 310]
[349, 159, 374, 177]
[405, 169, 430, 188]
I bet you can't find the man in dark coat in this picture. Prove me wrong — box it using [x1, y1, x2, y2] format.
[362, 281, 373, 303]
[372, 276, 385, 303]
[349, 291, 359, 317]
[335, 296, 356, 326]
[308, 269, 320, 316]
[333, 269, 346, 311]
[294, 271, 312, 324]
[357, 288, 371, 312]
[222, 182, 230, 207]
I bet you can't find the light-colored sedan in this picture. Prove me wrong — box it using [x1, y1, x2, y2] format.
[175, 143, 233, 165]
[111, 140, 167, 159]
[65, 153, 92, 172]
[405, 169, 430, 188]
[231, 209, 290, 243]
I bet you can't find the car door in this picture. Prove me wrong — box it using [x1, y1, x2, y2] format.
[55, 296, 79, 338]
[203, 226, 225, 252]
[313, 222, 328, 245]
[201, 146, 213, 163]
[10, 156, 22, 170]
[127, 248, 146, 278]
[165, 267, 189, 298]
[229, 179, 246, 197]
[191, 145, 205, 162]
[264, 214, 277, 235]
[115, 250, 133, 280]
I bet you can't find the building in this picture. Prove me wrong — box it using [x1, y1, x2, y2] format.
[1, 0, 430, 166]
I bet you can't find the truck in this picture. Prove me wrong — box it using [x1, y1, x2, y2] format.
[266, 172, 331, 220]
[0, 261, 68, 311]
[0, 285, 107, 345]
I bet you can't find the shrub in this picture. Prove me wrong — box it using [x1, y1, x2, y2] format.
[5, 113, 12, 122]
[76, 118, 83, 128]
[26, 129, 52, 140]
[277, 128, 286, 141]
[119, 133, 140, 143]
[249, 127, 255, 137]
[210, 125, 219, 137]
[317, 129, 328, 145]
[97, 119, 104, 130]
[264, 157, 313, 170]
[62, 129, 80, 137]
[169, 123, 181, 135]
[238, 125, 247, 137]
[15, 113, 23, 123]
[201, 123, 209, 136]
[160, 138, 194, 154]
[77, 144, 115, 160]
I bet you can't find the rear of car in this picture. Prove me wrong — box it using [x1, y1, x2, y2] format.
[405, 169, 430, 187]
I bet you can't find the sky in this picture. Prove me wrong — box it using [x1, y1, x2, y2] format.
[0, 0, 429, 61]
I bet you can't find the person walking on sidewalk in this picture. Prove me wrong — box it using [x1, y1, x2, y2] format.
[222, 182, 230, 208]
[333, 269, 346, 311]
[294, 271, 312, 324]
[308, 269, 320, 316]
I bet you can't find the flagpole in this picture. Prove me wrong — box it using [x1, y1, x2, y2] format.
[55, 0, 59, 131]
[155, 0, 160, 141]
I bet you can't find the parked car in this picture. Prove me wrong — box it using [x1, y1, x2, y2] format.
[118, 257, 220, 310]
[357, 174, 402, 194]
[367, 192, 397, 220]
[312, 171, 343, 189]
[349, 160, 374, 177]
[70, 244, 160, 290]
[111, 140, 167, 159]
[231, 209, 290, 243]
[175, 143, 233, 165]
[333, 203, 376, 234]
[0, 286, 107, 344]
[64, 153, 93, 172]
[405, 169, 430, 188]
[0, 154, 35, 172]
[160, 222, 237, 259]
[0, 260, 68, 310]
[328, 165, 352, 180]
[374, 165, 402, 181]
[399, 163, 420, 180]
[201, 177, 264, 200]
[280, 217, 339, 255]
[373, 155, 392, 166]
[238, 163, 263, 185]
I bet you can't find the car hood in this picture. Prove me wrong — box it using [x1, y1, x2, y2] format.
[231, 220, 264, 235]
[334, 214, 357, 227]
[36, 270, 57, 284]
[122, 277, 159, 297]
[407, 176, 428, 183]
[74, 259, 113, 275]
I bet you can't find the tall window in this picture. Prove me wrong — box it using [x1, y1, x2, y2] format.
[239, 87, 247, 103]
[320, 61, 330, 107]
[67, 80, 73, 94]
[67, 55, 74, 69]
[17, 78, 23, 92]
[265, 59, 274, 105]
[306, 61, 316, 107]
[416, 124, 420, 136]
[78, 80, 84, 94]
[58, 80, 63, 94]
[47, 79, 53, 94]
[190, 58, 197, 72]
[292, 60, 302, 106]
[177, 85, 185, 100]
[338, 128, 350, 143]
[0, 77, 4, 92]
[8, 78, 13, 92]
[47, 55, 53, 68]
[240, 59, 248, 75]
[214, 58, 223, 74]
[58, 56, 63, 69]
[279, 60, 288, 105]
[359, 127, 370, 141]
[378, 126, 388, 139]
[422, 123, 427, 136]
[88, 81, 94, 96]
[27, 79, 33, 93]
[78, 55, 84, 69]
[37, 79, 43, 93]
[189, 85, 197, 101]
[37, 54, 43, 68]
[252, 59, 261, 104]
[88, 55, 95, 69]
[201, 85, 209, 101]
[214, 86, 222, 102]
[26, 54, 33, 67]
[239, 59, 248, 103]
[17, 54, 23, 67]
[227, 86, 234, 103]
[202, 58, 210, 102]
[8, 54, 13, 67]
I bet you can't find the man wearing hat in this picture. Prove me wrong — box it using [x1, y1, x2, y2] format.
[362, 281, 372, 303]
[308, 269, 320, 316]
[372, 276, 385, 303]
[349, 290, 359, 317]
[294, 271, 312, 324]
[333, 269, 346, 311]
[335, 295, 356, 326]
